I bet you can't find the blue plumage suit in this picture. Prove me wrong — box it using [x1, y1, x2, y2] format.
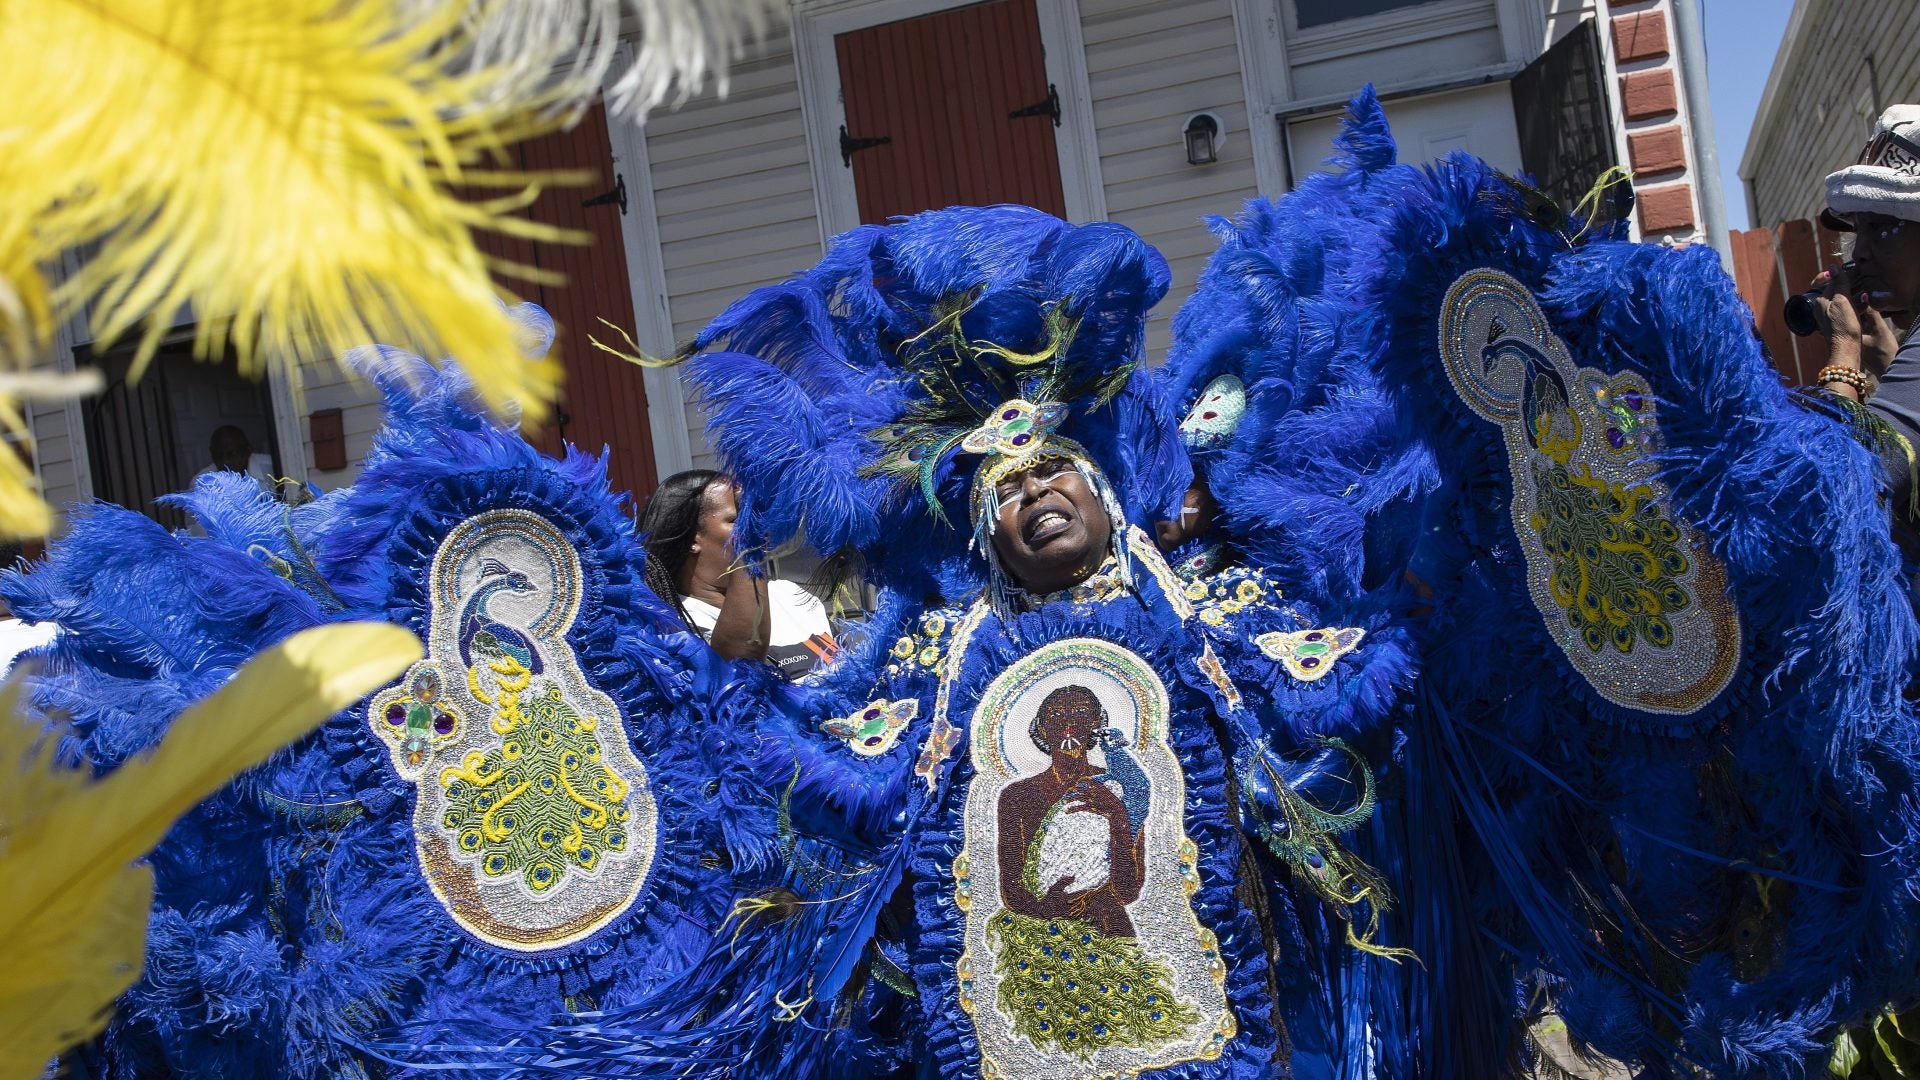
[5, 310, 743, 1076]
[10, 89, 1920, 1080]
[1162, 90, 1920, 1076]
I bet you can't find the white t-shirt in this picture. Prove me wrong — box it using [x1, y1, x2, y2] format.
[0, 618, 58, 675]
[680, 578, 838, 681]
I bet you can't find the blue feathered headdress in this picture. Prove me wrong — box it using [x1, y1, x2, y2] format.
[685, 205, 1189, 597]
[1162, 88, 1430, 608]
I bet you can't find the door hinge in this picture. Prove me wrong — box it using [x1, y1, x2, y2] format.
[582, 173, 628, 215]
[1008, 84, 1061, 127]
[840, 125, 893, 166]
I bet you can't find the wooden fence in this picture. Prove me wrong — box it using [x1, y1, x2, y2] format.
[1728, 217, 1851, 385]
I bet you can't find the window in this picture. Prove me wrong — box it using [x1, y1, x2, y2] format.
[1292, 0, 1445, 29]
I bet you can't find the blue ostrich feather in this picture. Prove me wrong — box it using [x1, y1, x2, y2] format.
[10, 330, 750, 1077]
[1163, 89, 1435, 610]
[1166, 85, 1920, 1075]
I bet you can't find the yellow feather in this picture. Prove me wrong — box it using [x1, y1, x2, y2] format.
[0, 0, 580, 428]
[0, 394, 50, 540]
[0, 373, 105, 541]
[0, 622, 421, 1077]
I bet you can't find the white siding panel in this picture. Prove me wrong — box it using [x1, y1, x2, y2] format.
[29, 389, 82, 514]
[1544, 0, 1600, 47]
[645, 32, 820, 469]
[1746, 0, 1920, 227]
[1082, 0, 1260, 363]
[1290, 24, 1506, 102]
[295, 357, 381, 489]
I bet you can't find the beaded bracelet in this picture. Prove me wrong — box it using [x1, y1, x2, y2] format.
[1817, 365, 1876, 399]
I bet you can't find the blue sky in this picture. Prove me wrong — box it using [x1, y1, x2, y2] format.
[1701, 0, 1795, 229]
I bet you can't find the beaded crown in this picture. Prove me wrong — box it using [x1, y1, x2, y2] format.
[683, 205, 1189, 592]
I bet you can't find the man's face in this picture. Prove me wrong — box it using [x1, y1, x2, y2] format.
[1849, 213, 1920, 316]
[988, 456, 1113, 596]
[1037, 693, 1100, 760]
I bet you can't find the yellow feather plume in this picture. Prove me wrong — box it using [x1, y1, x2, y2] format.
[0, 0, 583, 449]
[0, 622, 421, 1078]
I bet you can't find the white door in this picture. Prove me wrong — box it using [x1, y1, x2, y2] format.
[1285, 83, 1524, 181]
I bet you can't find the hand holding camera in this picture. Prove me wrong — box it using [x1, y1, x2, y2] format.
[1788, 262, 1903, 399]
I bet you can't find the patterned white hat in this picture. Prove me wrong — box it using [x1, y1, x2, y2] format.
[1823, 105, 1920, 230]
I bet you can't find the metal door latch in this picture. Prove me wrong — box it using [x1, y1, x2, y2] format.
[582, 173, 628, 214]
[1008, 84, 1061, 127]
[840, 125, 893, 166]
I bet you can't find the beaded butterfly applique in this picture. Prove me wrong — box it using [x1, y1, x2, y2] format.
[821, 698, 920, 756]
[961, 398, 1068, 459]
[1255, 627, 1365, 682]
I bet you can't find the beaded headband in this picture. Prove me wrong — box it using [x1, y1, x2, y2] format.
[968, 434, 1090, 527]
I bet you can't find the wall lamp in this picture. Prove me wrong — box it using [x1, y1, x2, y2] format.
[1184, 113, 1224, 166]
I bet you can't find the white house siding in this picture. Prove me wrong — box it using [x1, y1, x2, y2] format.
[30, 387, 83, 514]
[1081, 0, 1262, 364]
[1544, 0, 1601, 47]
[644, 34, 822, 470]
[647, 1, 1267, 463]
[1285, 0, 1507, 104]
[32, 0, 1631, 498]
[1743, 0, 1920, 228]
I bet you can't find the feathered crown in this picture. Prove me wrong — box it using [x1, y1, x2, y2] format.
[685, 205, 1187, 594]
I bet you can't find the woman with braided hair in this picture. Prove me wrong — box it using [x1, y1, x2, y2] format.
[640, 467, 838, 680]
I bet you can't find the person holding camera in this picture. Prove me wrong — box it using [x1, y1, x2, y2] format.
[1805, 105, 1920, 556]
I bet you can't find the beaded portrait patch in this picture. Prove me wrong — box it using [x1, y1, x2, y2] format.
[955, 638, 1234, 1076]
[368, 509, 657, 953]
[1438, 269, 1741, 715]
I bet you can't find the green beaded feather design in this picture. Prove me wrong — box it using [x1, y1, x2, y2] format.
[1528, 458, 1691, 654]
[440, 667, 632, 895]
[987, 910, 1198, 1057]
[860, 290, 1130, 521]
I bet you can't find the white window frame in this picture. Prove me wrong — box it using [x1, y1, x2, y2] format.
[1232, 0, 1552, 194]
[790, 0, 1107, 246]
[603, 42, 695, 479]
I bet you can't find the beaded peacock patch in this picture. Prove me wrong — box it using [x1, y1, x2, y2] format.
[1438, 269, 1740, 715]
[955, 638, 1234, 1076]
[369, 509, 657, 953]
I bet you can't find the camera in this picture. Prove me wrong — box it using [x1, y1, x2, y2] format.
[1784, 261, 1854, 338]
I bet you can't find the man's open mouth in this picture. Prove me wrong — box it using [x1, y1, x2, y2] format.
[1023, 504, 1074, 544]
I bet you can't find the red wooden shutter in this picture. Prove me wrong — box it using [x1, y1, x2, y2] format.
[469, 102, 660, 501]
[835, 0, 1068, 224]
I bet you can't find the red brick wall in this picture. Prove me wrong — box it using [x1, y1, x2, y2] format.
[1609, 1, 1699, 244]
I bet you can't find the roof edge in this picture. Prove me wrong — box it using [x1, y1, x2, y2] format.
[1738, 0, 1824, 181]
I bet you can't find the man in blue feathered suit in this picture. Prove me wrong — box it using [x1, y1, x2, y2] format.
[10, 88, 1920, 1080]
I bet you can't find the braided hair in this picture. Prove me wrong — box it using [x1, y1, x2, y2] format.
[639, 468, 721, 633]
